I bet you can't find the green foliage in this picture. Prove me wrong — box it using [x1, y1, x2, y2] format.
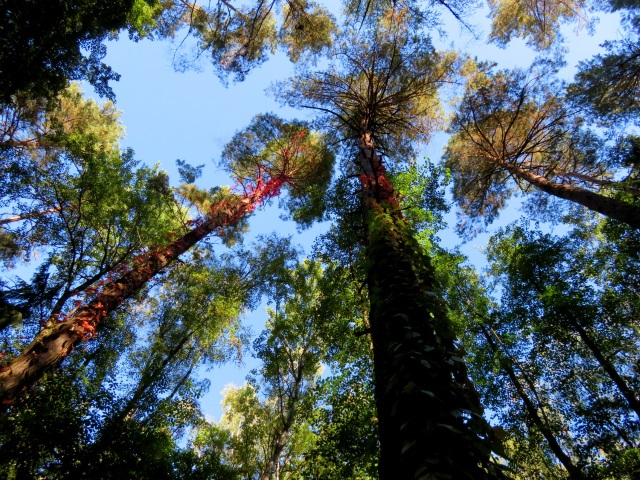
[281, 17, 457, 163]
[463, 221, 640, 478]
[176, 184, 250, 246]
[280, 0, 335, 62]
[446, 62, 562, 233]
[175, 159, 204, 184]
[152, 0, 335, 81]
[0, 0, 335, 99]
[445, 60, 640, 235]
[188, 259, 376, 478]
[569, 15, 640, 125]
[188, 423, 239, 480]
[0, 371, 97, 478]
[192, 261, 326, 478]
[0, 86, 182, 358]
[487, 0, 591, 50]
[221, 113, 335, 227]
[0, 235, 299, 478]
[0, 0, 153, 100]
[0, 301, 136, 478]
[302, 357, 379, 479]
[113, 252, 252, 418]
[126, 0, 165, 40]
[387, 159, 451, 247]
[0, 84, 179, 266]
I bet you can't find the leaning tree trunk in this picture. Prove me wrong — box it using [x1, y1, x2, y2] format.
[358, 136, 504, 479]
[0, 207, 60, 225]
[480, 326, 586, 480]
[0, 173, 288, 405]
[496, 157, 640, 230]
[568, 317, 640, 419]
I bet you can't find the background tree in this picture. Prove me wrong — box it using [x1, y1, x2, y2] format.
[193, 258, 375, 479]
[445, 61, 640, 234]
[0, 0, 337, 109]
[569, 5, 640, 124]
[301, 355, 379, 479]
[152, 0, 336, 81]
[487, 0, 591, 50]
[449, 220, 640, 478]
[0, 0, 160, 101]
[0, 84, 181, 344]
[0, 111, 330, 403]
[0, 235, 296, 479]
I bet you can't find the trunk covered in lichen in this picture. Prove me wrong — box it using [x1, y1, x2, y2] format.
[358, 139, 504, 479]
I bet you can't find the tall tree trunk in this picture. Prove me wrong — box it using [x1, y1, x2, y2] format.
[0, 175, 287, 405]
[358, 137, 504, 479]
[480, 326, 586, 480]
[496, 157, 640, 229]
[259, 412, 295, 480]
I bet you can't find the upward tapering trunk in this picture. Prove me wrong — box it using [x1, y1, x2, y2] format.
[358, 137, 504, 479]
[259, 410, 295, 480]
[0, 177, 286, 405]
[497, 157, 640, 229]
[259, 353, 306, 480]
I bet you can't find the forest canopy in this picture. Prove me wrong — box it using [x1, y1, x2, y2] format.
[1, 0, 639, 479]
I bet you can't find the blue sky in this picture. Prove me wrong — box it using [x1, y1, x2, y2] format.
[76, 4, 622, 421]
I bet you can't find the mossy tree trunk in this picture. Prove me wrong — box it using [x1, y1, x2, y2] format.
[358, 137, 504, 479]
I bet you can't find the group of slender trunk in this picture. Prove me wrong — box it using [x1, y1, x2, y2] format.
[482, 307, 640, 479]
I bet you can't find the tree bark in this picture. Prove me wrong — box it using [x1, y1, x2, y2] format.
[496, 157, 640, 229]
[0, 175, 286, 405]
[358, 137, 504, 479]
